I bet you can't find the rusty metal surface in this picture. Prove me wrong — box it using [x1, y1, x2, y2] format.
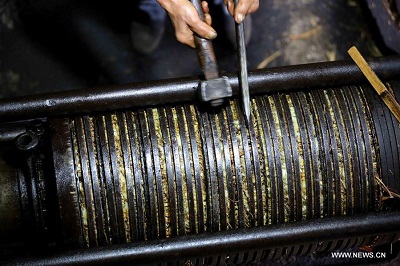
[49, 119, 83, 248]
[0, 120, 62, 258]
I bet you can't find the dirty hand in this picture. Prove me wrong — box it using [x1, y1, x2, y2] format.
[225, 0, 259, 23]
[157, 0, 216, 48]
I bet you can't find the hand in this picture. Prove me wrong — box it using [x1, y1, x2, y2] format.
[224, 0, 259, 23]
[157, 0, 216, 48]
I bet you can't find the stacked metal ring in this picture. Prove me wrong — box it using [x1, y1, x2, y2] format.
[50, 83, 400, 263]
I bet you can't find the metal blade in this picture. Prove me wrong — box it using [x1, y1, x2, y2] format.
[234, 4, 251, 126]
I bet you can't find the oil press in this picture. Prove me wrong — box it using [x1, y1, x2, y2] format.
[0, 57, 400, 265]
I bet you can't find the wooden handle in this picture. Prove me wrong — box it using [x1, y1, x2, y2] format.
[190, 0, 220, 80]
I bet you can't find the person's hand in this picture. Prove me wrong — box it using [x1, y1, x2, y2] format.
[224, 0, 259, 23]
[157, 0, 216, 48]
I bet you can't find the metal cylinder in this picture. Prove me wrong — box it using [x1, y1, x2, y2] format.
[1, 60, 399, 264]
[6, 211, 400, 265]
[1, 56, 400, 122]
[49, 81, 400, 258]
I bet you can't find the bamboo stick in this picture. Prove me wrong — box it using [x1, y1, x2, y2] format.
[348, 46, 400, 123]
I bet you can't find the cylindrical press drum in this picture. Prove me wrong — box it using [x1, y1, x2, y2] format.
[0, 59, 399, 264]
[49, 83, 400, 263]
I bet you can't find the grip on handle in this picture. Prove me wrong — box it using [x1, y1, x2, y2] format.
[190, 0, 220, 80]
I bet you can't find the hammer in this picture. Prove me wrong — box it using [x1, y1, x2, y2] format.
[190, 0, 232, 107]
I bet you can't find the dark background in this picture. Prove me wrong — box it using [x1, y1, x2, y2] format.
[0, 0, 394, 98]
